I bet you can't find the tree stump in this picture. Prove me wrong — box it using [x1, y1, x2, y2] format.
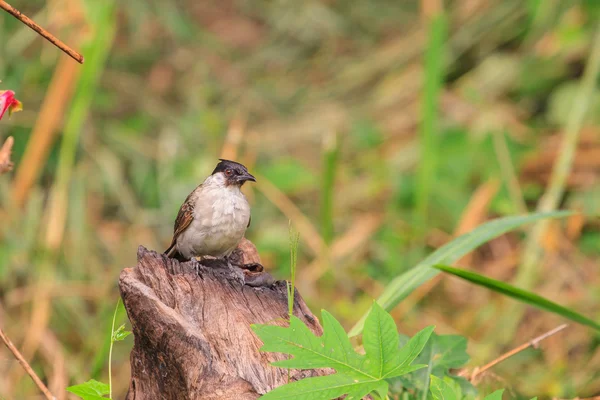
[119, 246, 327, 399]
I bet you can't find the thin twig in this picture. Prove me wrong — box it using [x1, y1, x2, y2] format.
[0, 0, 84, 64]
[0, 326, 55, 400]
[470, 324, 568, 382]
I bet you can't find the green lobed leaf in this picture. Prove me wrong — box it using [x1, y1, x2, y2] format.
[483, 389, 505, 400]
[434, 264, 600, 331]
[112, 324, 132, 342]
[66, 379, 110, 400]
[260, 373, 388, 400]
[385, 325, 434, 379]
[394, 332, 473, 394]
[349, 211, 573, 337]
[254, 312, 364, 371]
[363, 302, 400, 377]
[429, 375, 461, 400]
[253, 304, 434, 399]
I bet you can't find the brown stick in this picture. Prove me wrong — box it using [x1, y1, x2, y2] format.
[469, 324, 568, 382]
[0, 136, 14, 174]
[0, 0, 84, 64]
[0, 326, 55, 400]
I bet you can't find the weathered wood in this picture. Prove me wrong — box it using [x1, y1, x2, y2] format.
[119, 245, 328, 400]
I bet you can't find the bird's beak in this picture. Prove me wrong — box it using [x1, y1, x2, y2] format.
[238, 171, 256, 183]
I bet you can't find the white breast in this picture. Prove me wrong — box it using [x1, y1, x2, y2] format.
[176, 178, 251, 259]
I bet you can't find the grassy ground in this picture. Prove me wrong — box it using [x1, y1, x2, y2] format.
[0, 0, 599, 398]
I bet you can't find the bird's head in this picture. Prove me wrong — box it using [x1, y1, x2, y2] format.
[211, 159, 256, 187]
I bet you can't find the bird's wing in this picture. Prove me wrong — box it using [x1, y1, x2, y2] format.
[164, 190, 196, 256]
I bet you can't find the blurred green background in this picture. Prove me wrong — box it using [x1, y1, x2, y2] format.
[1, 0, 600, 398]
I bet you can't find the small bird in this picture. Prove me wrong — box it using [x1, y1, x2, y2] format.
[164, 159, 256, 263]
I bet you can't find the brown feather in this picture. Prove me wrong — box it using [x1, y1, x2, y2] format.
[164, 189, 197, 258]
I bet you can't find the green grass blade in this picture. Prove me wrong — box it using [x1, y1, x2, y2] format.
[287, 222, 300, 317]
[434, 264, 600, 331]
[321, 131, 338, 245]
[348, 211, 573, 337]
[416, 12, 447, 227]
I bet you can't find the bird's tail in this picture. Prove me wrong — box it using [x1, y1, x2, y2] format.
[164, 244, 186, 262]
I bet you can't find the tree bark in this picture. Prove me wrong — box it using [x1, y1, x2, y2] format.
[119, 246, 327, 400]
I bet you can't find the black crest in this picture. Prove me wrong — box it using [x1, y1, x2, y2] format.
[211, 159, 249, 175]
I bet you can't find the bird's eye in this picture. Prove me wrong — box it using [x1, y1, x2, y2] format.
[225, 169, 233, 176]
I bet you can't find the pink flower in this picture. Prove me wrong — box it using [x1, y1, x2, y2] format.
[0, 90, 23, 120]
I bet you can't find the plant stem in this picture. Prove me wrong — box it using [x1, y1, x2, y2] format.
[286, 221, 299, 383]
[108, 298, 120, 399]
[287, 221, 300, 317]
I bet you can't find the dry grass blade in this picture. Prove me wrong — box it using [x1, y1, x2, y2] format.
[466, 324, 569, 384]
[0, 326, 55, 400]
[255, 174, 325, 257]
[5, 282, 104, 307]
[39, 332, 67, 400]
[11, 277, 52, 387]
[0, 0, 84, 63]
[421, 0, 442, 18]
[455, 180, 501, 235]
[220, 115, 246, 161]
[303, 213, 384, 283]
[0, 136, 14, 174]
[12, 55, 80, 207]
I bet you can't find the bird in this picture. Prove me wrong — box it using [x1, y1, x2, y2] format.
[164, 159, 256, 263]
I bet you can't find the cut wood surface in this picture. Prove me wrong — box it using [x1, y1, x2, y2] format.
[119, 245, 328, 400]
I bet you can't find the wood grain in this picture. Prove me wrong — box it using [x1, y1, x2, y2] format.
[120, 246, 329, 399]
